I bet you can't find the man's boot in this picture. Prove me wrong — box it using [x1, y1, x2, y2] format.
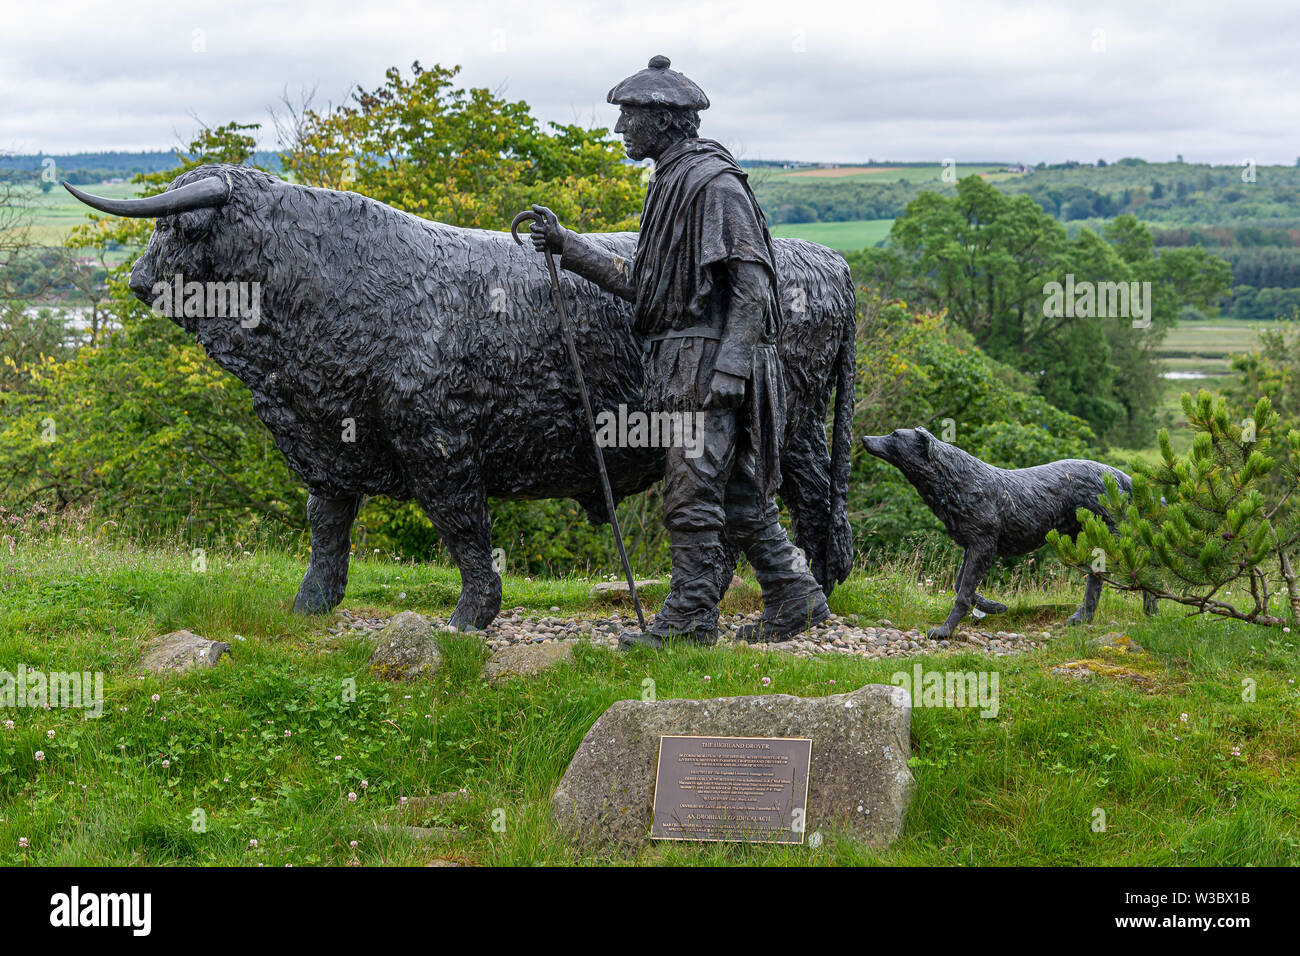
[619, 531, 727, 649]
[734, 522, 830, 643]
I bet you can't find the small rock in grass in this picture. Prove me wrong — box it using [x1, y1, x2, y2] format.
[140, 630, 231, 675]
[1090, 632, 1144, 654]
[483, 640, 577, 680]
[591, 580, 665, 602]
[368, 611, 443, 681]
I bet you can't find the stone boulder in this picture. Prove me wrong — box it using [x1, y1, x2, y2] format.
[1089, 632, 1145, 655]
[369, 824, 466, 843]
[140, 630, 231, 675]
[482, 641, 576, 680]
[368, 611, 443, 681]
[551, 682, 914, 851]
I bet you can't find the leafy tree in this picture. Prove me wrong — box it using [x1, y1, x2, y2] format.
[849, 297, 1097, 553]
[1227, 320, 1300, 425]
[0, 304, 73, 395]
[1100, 215, 1230, 445]
[0, 158, 38, 301]
[864, 178, 1230, 445]
[278, 61, 644, 232]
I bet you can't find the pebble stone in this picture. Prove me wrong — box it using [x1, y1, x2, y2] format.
[330, 608, 1050, 660]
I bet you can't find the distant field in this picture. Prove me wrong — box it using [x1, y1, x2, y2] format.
[11, 181, 142, 247]
[766, 163, 1010, 184]
[770, 218, 894, 251]
[1121, 317, 1267, 465]
[1156, 317, 1263, 401]
[1159, 319, 1264, 368]
[780, 165, 905, 179]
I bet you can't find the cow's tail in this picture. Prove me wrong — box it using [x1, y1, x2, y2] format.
[824, 293, 857, 588]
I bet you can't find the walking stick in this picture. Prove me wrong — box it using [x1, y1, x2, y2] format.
[511, 209, 646, 632]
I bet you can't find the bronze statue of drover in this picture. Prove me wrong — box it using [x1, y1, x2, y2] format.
[530, 56, 831, 648]
[63, 56, 853, 636]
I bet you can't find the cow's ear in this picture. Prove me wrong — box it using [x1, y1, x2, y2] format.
[178, 206, 218, 241]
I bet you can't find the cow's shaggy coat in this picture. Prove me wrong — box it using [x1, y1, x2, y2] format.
[118, 165, 857, 628]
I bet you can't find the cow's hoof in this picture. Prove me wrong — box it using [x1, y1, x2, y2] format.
[293, 561, 348, 615]
[292, 581, 339, 615]
[448, 594, 501, 631]
[447, 609, 488, 632]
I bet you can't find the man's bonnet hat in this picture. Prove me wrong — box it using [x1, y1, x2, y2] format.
[607, 55, 710, 110]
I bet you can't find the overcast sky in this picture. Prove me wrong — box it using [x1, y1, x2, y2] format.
[3, 0, 1297, 165]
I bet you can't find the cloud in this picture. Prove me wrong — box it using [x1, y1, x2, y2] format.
[1, 0, 1296, 164]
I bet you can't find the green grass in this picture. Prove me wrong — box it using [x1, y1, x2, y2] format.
[770, 218, 895, 251]
[0, 523, 1296, 867]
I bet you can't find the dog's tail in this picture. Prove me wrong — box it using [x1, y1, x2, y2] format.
[824, 294, 857, 588]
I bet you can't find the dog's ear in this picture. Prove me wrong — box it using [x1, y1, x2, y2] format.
[919, 427, 936, 462]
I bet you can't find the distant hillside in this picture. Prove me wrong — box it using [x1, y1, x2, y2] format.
[0, 150, 283, 183]
[10, 149, 1296, 319]
[739, 159, 1011, 169]
[751, 158, 1300, 321]
[750, 158, 1300, 228]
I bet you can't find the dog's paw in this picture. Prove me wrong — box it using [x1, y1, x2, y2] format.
[1064, 610, 1089, 625]
[925, 626, 952, 640]
[973, 595, 1008, 615]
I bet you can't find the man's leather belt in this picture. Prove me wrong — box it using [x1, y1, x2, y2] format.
[643, 325, 724, 343]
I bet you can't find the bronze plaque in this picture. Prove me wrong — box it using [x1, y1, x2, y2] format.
[651, 735, 812, 843]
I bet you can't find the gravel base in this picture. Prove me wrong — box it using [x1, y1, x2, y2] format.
[331, 608, 1050, 660]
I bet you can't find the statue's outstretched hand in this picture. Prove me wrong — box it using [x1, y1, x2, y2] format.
[529, 204, 567, 254]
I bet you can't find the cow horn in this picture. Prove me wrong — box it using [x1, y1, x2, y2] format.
[62, 176, 231, 217]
